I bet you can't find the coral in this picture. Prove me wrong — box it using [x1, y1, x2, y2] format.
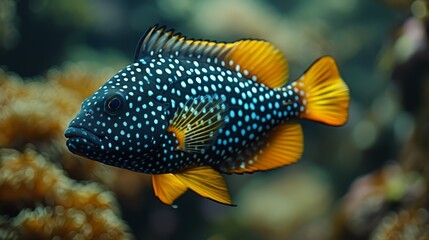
[333, 164, 427, 239]
[47, 62, 115, 101]
[0, 63, 111, 150]
[0, 72, 75, 149]
[0, 148, 132, 239]
[371, 208, 429, 240]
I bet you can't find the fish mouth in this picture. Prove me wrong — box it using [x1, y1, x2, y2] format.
[64, 127, 103, 155]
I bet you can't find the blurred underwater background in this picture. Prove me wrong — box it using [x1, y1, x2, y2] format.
[1, 0, 429, 239]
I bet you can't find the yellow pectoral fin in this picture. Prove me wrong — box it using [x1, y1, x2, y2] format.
[152, 174, 188, 205]
[175, 166, 234, 206]
[167, 95, 227, 153]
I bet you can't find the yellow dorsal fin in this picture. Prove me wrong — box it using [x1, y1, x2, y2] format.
[223, 122, 303, 173]
[167, 95, 227, 153]
[135, 25, 288, 88]
[225, 40, 289, 88]
[175, 166, 233, 205]
[152, 174, 188, 205]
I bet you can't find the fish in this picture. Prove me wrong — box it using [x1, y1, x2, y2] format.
[64, 24, 350, 206]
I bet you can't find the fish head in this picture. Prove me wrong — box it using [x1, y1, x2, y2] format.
[64, 65, 169, 167]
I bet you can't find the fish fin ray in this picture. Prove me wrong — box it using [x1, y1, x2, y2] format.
[224, 122, 303, 173]
[134, 26, 288, 89]
[175, 166, 233, 205]
[225, 40, 289, 88]
[134, 25, 233, 62]
[295, 56, 349, 126]
[167, 95, 227, 153]
[152, 174, 188, 205]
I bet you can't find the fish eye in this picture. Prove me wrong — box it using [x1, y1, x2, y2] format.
[105, 93, 125, 115]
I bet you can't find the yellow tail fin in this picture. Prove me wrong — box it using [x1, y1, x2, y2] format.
[293, 56, 349, 126]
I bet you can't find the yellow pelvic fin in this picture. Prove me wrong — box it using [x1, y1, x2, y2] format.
[226, 122, 303, 173]
[226, 40, 289, 88]
[167, 95, 227, 153]
[152, 167, 233, 205]
[152, 174, 188, 205]
[294, 56, 350, 126]
[175, 166, 233, 205]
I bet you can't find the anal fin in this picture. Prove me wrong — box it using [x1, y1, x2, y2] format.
[224, 122, 303, 173]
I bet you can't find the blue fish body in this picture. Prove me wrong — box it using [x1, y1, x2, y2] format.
[65, 25, 350, 205]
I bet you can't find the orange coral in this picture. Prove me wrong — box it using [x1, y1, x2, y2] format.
[47, 62, 114, 100]
[0, 77, 71, 149]
[0, 63, 111, 149]
[0, 148, 132, 239]
[14, 206, 129, 240]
